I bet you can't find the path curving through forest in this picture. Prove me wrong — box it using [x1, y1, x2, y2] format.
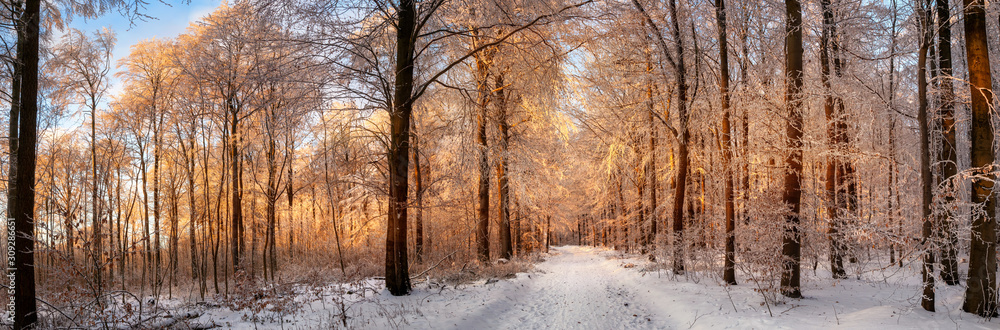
[189, 245, 1000, 329]
[445, 245, 678, 329]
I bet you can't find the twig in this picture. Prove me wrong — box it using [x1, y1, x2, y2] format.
[687, 310, 705, 329]
[832, 303, 840, 325]
[34, 297, 82, 329]
[412, 250, 459, 279]
[724, 285, 739, 313]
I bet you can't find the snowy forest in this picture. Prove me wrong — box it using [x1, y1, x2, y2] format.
[2, 0, 1000, 328]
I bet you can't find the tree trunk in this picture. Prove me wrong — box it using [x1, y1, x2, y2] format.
[12, 0, 40, 326]
[716, 0, 736, 286]
[185, 134, 201, 298]
[473, 27, 492, 263]
[169, 180, 179, 297]
[645, 54, 658, 256]
[286, 134, 295, 260]
[139, 138, 151, 295]
[153, 110, 163, 290]
[412, 124, 424, 262]
[91, 97, 103, 297]
[230, 111, 243, 275]
[917, 0, 935, 311]
[385, 0, 416, 296]
[265, 120, 278, 282]
[821, 0, 846, 280]
[496, 73, 513, 260]
[668, 0, 690, 275]
[934, 0, 959, 286]
[545, 215, 551, 252]
[266, 192, 276, 282]
[887, 0, 899, 268]
[961, 0, 997, 316]
[780, 0, 804, 298]
[740, 17, 750, 229]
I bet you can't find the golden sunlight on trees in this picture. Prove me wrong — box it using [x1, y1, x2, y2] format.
[2, 0, 1000, 327]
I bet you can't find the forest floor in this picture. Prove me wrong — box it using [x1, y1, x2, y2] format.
[163, 245, 999, 329]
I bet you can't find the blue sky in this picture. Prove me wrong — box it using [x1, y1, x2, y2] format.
[51, 1, 221, 128]
[64, 0, 221, 94]
[69, 0, 221, 62]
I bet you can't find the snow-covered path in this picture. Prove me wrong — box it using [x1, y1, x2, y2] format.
[449, 245, 667, 329]
[190, 245, 1000, 329]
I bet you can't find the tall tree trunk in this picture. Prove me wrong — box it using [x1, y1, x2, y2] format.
[185, 135, 201, 297]
[666, 0, 690, 275]
[633, 137, 645, 252]
[961, 0, 997, 316]
[169, 180, 179, 298]
[740, 17, 750, 229]
[780, 0, 804, 298]
[286, 136, 294, 259]
[496, 73, 513, 260]
[821, 0, 846, 280]
[473, 27, 492, 263]
[153, 110, 163, 290]
[139, 141, 150, 295]
[385, 0, 416, 295]
[716, 0, 736, 285]
[91, 97, 102, 297]
[265, 120, 278, 282]
[646, 50, 658, 257]
[935, 0, 959, 286]
[616, 171, 625, 249]
[12, 0, 40, 326]
[887, 0, 899, 267]
[917, 0, 935, 311]
[412, 123, 424, 262]
[230, 109, 243, 275]
[545, 215, 552, 253]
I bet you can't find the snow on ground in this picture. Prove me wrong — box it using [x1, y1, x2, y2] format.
[175, 245, 1000, 329]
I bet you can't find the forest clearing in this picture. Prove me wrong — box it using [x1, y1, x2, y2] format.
[3, 0, 1000, 328]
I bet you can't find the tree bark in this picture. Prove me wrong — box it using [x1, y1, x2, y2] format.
[961, 0, 997, 316]
[153, 109, 163, 289]
[412, 123, 424, 262]
[473, 27, 492, 263]
[934, 0, 959, 286]
[545, 215, 551, 252]
[667, 0, 690, 275]
[917, 0, 935, 311]
[781, 0, 804, 298]
[169, 179, 179, 297]
[645, 53, 657, 256]
[716, 0, 736, 285]
[230, 110, 243, 275]
[496, 73, 513, 260]
[820, 0, 846, 280]
[12, 0, 40, 326]
[91, 87, 103, 297]
[385, 0, 416, 296]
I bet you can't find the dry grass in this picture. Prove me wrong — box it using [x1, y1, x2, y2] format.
[433, 254, 543, 286]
